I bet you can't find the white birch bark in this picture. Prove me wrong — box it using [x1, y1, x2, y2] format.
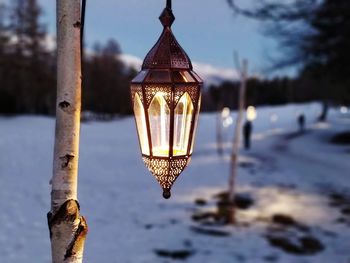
[216, 103, 224, 155]
[48, 1, 87, 262]
[228, 59, 248, 223]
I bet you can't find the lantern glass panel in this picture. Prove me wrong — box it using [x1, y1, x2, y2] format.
[172, 71, 195, 83]
[148, 92, 171, 157]
[190, 93, 201, 154]
[133, 70, 148, 83]
[173, 92, 194, 156]
[190, 71, 202, 82]
[134, 93, 150, 155]
[146, 71, 171, 83]
[181, 71, 195, 82]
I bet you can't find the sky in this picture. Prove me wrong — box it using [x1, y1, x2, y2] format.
[37, 0, 294, 78]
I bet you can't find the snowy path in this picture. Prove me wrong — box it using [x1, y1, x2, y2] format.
[0, 104, 349, 263]
[254, 122, 350, 192]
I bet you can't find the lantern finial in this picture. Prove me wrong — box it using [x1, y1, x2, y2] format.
[163, 189, 171, 199]
[166, 0, 172, 10]
[159, 7, 175, 27]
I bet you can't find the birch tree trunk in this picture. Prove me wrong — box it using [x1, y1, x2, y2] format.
[48, 1, 88, 262]
[227, 59, 248, 224]
[216, 102, 224, 156]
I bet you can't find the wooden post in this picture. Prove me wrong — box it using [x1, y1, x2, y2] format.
[227, 59, 248, 224]
[48, 1, 88, 262]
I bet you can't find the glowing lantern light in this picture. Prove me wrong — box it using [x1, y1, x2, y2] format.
[221, 107, 231, 119]
[340, 106, 348, 114]
[246, 106, 257, 121]
[130, 0, 202, 199]
[221, 107, 233, 128]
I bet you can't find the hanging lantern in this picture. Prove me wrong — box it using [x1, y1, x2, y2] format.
[130, 0, 203, 199]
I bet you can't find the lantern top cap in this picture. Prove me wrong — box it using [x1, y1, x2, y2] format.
[141, 7, 193, 70]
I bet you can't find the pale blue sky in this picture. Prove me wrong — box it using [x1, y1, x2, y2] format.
[37, 0, 293, 77]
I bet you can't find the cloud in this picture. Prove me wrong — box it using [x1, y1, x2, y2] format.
[119, 53, 240, 86]
[192, 61, 240, 86]
[118, 54, 143, 71]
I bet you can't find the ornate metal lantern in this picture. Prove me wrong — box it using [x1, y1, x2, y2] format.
[130, 0, 203, 199]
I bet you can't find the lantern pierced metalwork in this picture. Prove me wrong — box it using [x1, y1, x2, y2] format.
[130, 1, 203, 199]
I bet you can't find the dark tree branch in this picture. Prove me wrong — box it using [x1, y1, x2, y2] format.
[226, 0, 318, 21]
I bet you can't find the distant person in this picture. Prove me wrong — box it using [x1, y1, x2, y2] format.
[298, 114, 305, 132]
[243, 120, 253, 150]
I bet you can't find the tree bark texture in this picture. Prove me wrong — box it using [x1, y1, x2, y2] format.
[48, 1, 87, 262]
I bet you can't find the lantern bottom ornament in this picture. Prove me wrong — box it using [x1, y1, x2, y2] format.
[130, 1, 203, 199]
[143, 156, 190, 199]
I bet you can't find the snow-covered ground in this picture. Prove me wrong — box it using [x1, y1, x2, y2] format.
[0, 103, 349, 263]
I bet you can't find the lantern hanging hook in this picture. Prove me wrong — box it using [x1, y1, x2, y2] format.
[166, 0, 172, 10]
[80, 0, 86, 62]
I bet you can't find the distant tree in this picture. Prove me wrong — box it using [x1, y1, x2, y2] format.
[227, 0, 350, 118]
[0, 3, 16, 113]
[9, 0, 25, 55]
[7, 0, 55, 114]
[83, 39, 134, 116]
[0, 3, 8, 67]
[226, 0, 317, 68]
[102, 39, 121, 56]
[306, 0, 350, 106]
[23, 0, 47, 59]
[0, 3, 8, 51]
[206, 76, 296, 109]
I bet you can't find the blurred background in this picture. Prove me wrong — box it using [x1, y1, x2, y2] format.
[1, 0, 348, 116]
[0, 0, 349, 262]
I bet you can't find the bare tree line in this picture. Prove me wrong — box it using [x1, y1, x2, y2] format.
[0, 0, 135, 116]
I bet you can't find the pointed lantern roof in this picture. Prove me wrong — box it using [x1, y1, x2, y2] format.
[142, 7, 193, 70]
